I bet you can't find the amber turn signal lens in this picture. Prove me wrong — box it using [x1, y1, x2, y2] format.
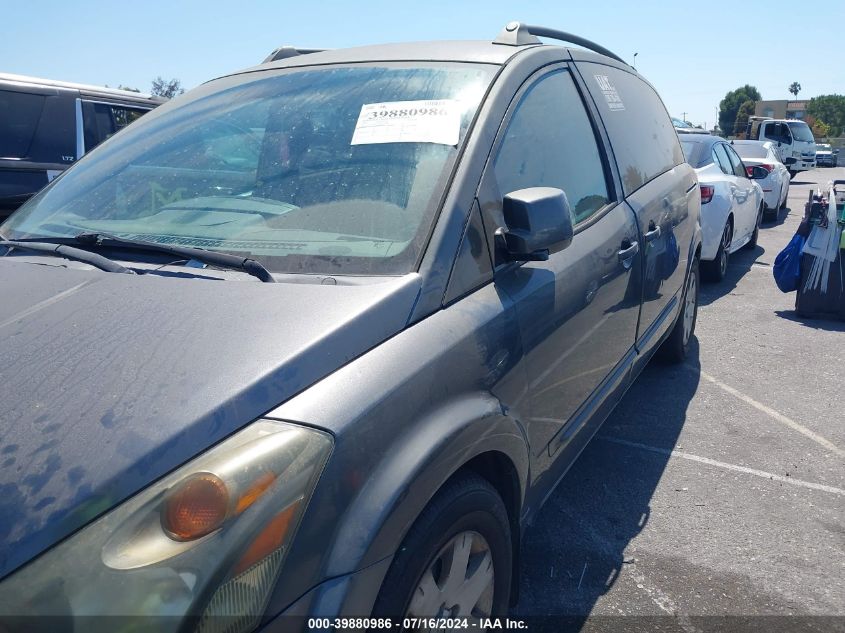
[232, 499, 301, 576]
[162, 473, 229, 541]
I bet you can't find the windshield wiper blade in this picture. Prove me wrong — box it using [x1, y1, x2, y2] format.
[0, 240, 134, 274]
[74, 233, 275, 283]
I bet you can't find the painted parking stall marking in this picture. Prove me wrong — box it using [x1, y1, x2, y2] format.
[598, 436, 845, 496]
[690, 366, 845, 458]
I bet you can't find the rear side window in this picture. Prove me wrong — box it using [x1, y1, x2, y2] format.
[493, 70, 610, 223]
[711, 144, 733, 175]
[0, 90, 46, 158]
[82, 101, 151, 151]
[723, 145, 747, 178]
[579, 63, 683, 195]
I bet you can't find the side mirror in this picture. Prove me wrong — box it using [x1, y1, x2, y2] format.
[747, 165, 769, 180]
[499, 187, 574, 261]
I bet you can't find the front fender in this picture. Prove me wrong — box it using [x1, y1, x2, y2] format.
[328, 394, 529, 575]
[261, 281, 532, 617]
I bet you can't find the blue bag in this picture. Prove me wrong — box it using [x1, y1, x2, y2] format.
[772, 234, 805, 293]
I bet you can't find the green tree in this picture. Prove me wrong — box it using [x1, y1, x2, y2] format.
[734, 100, 756, 138]
[719, 85, 761, 137]
[151, 77, 184, 99]
[807, 94, 845, 137]
[810, 118, 830, 139]
[117, 84, 140, 93]
[789, 82, 801, 99]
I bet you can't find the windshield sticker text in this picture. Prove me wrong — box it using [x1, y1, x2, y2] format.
[351, 99, 460, 146]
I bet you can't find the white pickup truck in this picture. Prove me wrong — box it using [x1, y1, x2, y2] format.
[745, 117, 817, 177]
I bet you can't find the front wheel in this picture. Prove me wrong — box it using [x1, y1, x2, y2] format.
[372, 474, 512, 625]
[658, 257, 699, 363]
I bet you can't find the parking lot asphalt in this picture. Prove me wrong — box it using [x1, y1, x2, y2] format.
[513, 166, 845, 632]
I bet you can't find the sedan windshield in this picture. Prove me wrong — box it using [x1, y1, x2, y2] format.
[1, 64, 494, 275]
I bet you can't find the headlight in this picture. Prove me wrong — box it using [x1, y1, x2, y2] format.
[792, 151, 801, 158]
[0, 420, 332, 633]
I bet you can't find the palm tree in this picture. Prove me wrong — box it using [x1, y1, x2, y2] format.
[789, 82, 801, 99]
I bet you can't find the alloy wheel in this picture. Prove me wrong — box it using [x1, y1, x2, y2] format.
[719, 222, 731, 277]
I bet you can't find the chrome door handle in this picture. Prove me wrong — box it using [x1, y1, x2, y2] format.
[618, 241, 639, 262]
[644, 225, 662, 242]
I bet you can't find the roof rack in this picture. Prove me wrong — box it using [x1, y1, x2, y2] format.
[263, 46, 325, 63]
[493, 22, 628, 66]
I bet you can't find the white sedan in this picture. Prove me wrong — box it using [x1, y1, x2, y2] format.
[680, 135, 765, 282]
[731, 140, 790, 221]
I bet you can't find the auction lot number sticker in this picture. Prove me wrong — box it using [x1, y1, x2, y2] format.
[351, 99, 461, 146]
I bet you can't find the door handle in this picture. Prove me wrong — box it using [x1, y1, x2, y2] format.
[644, 224, 662, 242]
[618, 240, 639, 262]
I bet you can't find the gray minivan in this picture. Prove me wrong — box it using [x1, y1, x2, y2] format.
[0, 23, 700, 631]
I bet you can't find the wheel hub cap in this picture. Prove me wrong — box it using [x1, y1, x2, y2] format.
[407, 530, 494, 627]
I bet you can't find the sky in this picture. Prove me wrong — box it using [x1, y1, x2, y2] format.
[3, 0, 843, 129]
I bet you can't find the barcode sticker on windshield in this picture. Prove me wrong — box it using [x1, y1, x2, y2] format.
[351, 100, 460, 146]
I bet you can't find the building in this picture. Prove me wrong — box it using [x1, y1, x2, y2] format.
[754, 100, 807, 120]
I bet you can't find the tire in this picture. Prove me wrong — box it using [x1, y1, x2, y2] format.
[658, 256, 699, 363]
[779, 187, 788, 211]
[746, 204, 762, 249]
[763, 204, 777, 222]
[702, 219, 731, 282]
[372, 473, 512, 623]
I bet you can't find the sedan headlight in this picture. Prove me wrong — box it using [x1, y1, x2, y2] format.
[0, 420, 332, 633]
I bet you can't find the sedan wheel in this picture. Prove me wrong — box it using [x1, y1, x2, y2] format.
[746, 204, 762, 249]
[702, 220, 731, 282]
[718, 221, 731, 276]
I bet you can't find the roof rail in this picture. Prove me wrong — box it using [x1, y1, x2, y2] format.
[493, 22, 628, 66]
[263, 46, 325, 63]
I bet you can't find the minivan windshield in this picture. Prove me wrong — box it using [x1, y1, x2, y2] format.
[1, 64, 494, 275]
[787, 121, 814, 143]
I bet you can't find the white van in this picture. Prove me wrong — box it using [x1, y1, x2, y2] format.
[745, 116, 816, 177]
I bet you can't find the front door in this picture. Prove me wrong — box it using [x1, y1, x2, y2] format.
[478, 66, 641, 457]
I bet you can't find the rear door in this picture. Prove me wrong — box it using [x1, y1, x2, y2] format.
[477, 65, 642, 457]
[723, 143, 758, 244]
[577, 62, 696, 350]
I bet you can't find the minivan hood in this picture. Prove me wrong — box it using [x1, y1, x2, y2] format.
[0, 261, 421, 579]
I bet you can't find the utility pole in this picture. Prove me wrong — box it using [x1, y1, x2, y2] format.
[633, 52, 638, 69]
[681, 111, 688, 123]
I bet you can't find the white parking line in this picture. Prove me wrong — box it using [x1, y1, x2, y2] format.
[597, 436, 845, 496]
[689, 366, 845, 458]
